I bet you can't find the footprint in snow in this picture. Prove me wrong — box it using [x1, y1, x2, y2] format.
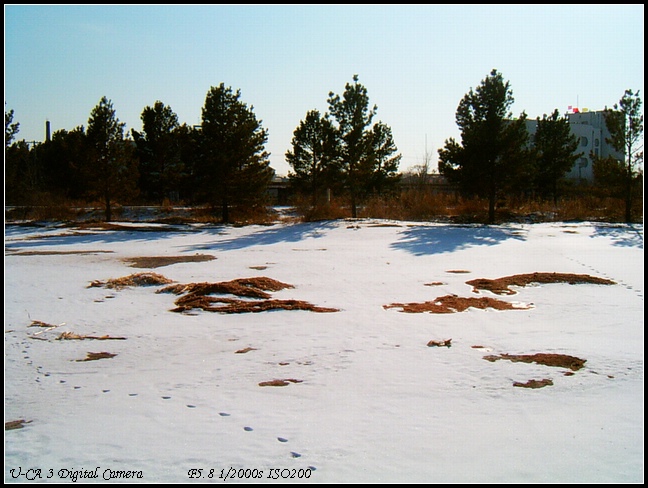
[277, 437, 288, 443]
[219, 412, 231, 417]
[244, 426, 253, 431]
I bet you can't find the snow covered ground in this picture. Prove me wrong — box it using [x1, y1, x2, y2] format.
[4, 217, 644, 483]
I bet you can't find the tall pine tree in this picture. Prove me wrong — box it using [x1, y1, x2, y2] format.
[83, 96, 139, 221]
[438, 69, 528, 223]
[197, 84, 273, 223]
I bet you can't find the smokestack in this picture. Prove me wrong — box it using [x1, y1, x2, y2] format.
[45, 120, 51, 142]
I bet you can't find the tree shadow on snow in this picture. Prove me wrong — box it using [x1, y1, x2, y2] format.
[4, 223, 202, 252]
[591, 223, 643, 248]
[390, 224, 527, 256]
[183, 221, 337, 252]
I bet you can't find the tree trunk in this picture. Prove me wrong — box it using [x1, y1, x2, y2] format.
[104, 194, 112, 222]
[488, 191, 496, 224]
[222, 199, 230, 224]
[625, 164, 633, 223]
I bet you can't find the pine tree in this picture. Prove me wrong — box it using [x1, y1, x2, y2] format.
[603, 89, 643, 222]
[286, 109, 341, 205]
[438, 69, 528, 223]
[533, 109, 581, 203]
[197, 84, 273, 223]
[327, 75, 378, 218]
[83, 96, 139, 221]
[132, 101, 184, 202]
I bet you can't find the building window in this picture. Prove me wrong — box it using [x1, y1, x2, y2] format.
[594, 138, 599, 147]
[581, 136, 589, 147]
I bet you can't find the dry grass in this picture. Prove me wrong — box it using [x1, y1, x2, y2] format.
[483, 353, 586, 371]
[57, 332, 126, 341]
[88, 272, 175, 290]
[160, 277, 294, 300]
[159, 276, 338, 314]
[466, 272, 616, 295]
[384, 295, 531, 314]
[171, 297, 339, 314]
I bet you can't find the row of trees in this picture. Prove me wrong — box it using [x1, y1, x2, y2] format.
[437, 69, 643, 223]
[6, 85, 273, 222]
[5, 71, 643, 223]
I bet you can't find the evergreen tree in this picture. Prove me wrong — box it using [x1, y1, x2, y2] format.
[532, 109, 581, 203]
[5, 107, 20, 149]
[132, 101, 184, 202]
[197, 84, 273, 223]
[83, 96, 139, 221]
[365, 121, 401, 196]
[602, 89, 643, 222]
[286, 109, 341, 205]
[30, 127, 86, 200]
[327, 74, 378, 218]
[438, 69, 528, 223]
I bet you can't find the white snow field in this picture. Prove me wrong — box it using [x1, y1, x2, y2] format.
[4, 218, 644, 483]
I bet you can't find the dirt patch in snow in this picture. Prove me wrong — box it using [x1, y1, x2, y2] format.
[5, 419, 32, 431]
[8, 250, 113, 256]
[384, 295, 530, 313]
[467, 272, 616, 295]
[513, 378, 554, 389]
[483, 352, 587, 371]
[123, 254, 216, 268]
[74, 352, 118, 362]
[259, 379, 303, 387]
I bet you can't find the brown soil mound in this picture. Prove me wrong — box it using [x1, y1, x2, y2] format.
[483, 353, 586, 371]
[75, 351, 118, 362]
[88, 272, 174, 289]
[427, 339, 452, 347]
[259, 379, 303, 387]
[384, 295, 531, 313]
[123, 254, 216, 268]
[467, 272, 616, 295]
[513, 378, 554, 388]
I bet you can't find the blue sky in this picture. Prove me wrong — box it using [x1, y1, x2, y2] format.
[5, 4, 644, 176]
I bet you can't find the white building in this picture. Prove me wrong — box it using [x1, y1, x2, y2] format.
[525, 110, 624, 181]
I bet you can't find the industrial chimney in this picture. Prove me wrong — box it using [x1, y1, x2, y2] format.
[45, 120, 51, 142]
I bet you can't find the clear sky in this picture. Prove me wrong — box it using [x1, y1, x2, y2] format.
[4, 4, 644, 176]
